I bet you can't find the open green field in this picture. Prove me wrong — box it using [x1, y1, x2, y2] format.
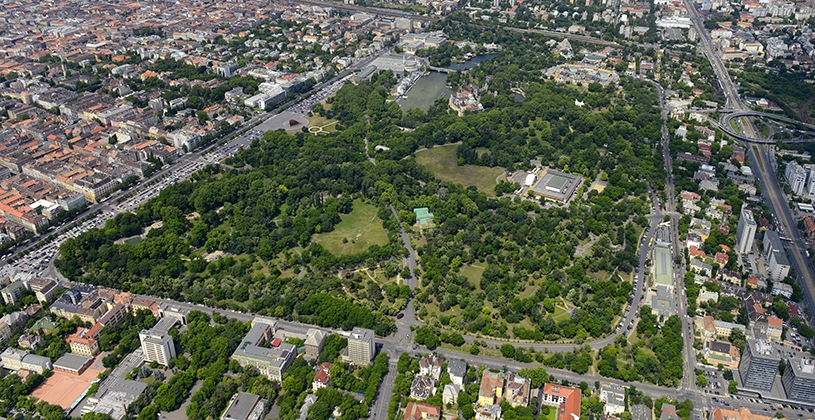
[303, 114, 339, 135]
[312, 200, 389, 256]
[124, 237, 143, 245]
[461, 265, 484, 288]
[415, 145, 502, 196]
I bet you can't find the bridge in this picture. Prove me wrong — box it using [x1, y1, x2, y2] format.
[428, 66, 453, 73]
[715, 110, 815, 144]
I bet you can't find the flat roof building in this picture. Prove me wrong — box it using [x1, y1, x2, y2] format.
[781, 357, 815, 402]
[764, 231, 791, 282]
[158, 303, 190, 325]
[82, 378, 148, 419]
[739, 339, 779, 391]
[527, 169, 581, 203]
[344, 327, 375, 366]
[651, 285, 676, 320]
[736, 205, 757, 254]
[652, 245, 674, 289]
[53, 353, 94, 375]
[139, 316, 177, 366]
[221, 392, 265, 420]
[600, 384, 626, 416]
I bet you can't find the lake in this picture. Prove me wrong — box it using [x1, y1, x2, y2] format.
[397, 53, 499, 112]
[397, 71, 451, 112]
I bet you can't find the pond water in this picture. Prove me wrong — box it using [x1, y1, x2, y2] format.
[397, 53, 499, 112]
[447, 53, 499, 70]
[397, 71, 451, 112]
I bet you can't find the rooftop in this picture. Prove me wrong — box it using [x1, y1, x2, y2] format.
[53, 353, 93, 371]
[222, 392, 264, 420]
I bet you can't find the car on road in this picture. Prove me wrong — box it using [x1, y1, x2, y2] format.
[396, 313, 404, 319]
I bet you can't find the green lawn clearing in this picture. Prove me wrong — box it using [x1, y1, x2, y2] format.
[415, 145, 503, 197]
[312, 200, 389, 256]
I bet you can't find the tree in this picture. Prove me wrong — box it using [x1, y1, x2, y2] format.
[459, 392, 475, 419]
[500, 344, 516, 359]
[773, 301, 790, 320]
[728, 380, 738, 394]
[519, 367, 549, 388]
[729, 328, 747, 354]
[696, 373, 708, 388]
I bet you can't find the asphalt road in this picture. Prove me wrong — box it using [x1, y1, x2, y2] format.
[683, 0, 815, 318]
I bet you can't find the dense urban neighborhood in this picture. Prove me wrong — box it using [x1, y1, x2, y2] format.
[0, 0, 815, 418]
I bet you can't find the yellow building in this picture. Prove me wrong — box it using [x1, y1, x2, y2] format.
[478, 371, 504, 406]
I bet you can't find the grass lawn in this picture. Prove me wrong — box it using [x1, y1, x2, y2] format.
[729, 118, 741, 134]
[461, 265, 485, 288]
[415, 145, 502, 197]
[124, 237, 143, 245]
[542, 408, 557, 420]
[312, 200, 389, 256]
[305, 114, 339, 132]
[551, 306, 569, 321]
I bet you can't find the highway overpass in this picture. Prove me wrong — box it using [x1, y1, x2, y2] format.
[718, 110, 815, 143]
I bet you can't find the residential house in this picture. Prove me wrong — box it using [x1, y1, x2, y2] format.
[542, 383, 581, 420]
[442, 384, 459, 406]
[410, 375, 435, 400]
[705, 341, 741, 369]
[661, 403, 679, 420]
[504, 372, 531, 407]
[312, 362, 332, 391]
[1, 280, 27, 305]
[690, 259, 713, 276]
[746, 276, 766, 290]
[447, 359, 467, 387]
[600, 384, 626, 416]
[478, 371, 504, 406]
[28, 278, 58, 303]
[686, 233, 703, 250]
[17, 334, 43, 351]
[718, 269, 742, 285]
[403, 402, 441, 420]
[689, 246, 707, 259]
[419, 354, 443, 380]
[767, 317, 783, 342]
[699, 288, 719, 304]
[475, 404, 502, 420]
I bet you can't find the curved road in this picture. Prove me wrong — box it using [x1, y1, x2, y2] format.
[718, 110, 815, 143]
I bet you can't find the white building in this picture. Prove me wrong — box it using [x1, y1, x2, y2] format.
[600, 384, 626, 416]
[139, 317, 177, 366]
[764, 231, 791, 282]
[345, 327, 375, 366]
[167, 129, 201, 152]
[736, 205, 757, 254]
[772, 282, 794, 299]
[785, 161, 807, 195]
